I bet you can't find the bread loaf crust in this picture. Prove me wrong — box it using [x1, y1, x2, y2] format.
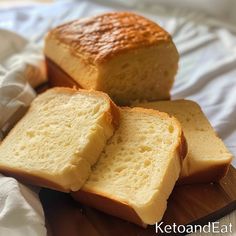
[45, 12, 171, 64]
[44, 12, 179, 105]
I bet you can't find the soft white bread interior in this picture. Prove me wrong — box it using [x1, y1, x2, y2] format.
[0, 87, 119, 192]
[72, 107, 187, 226]
[44, 12, 179, 105]
[139, 100, 233, 184]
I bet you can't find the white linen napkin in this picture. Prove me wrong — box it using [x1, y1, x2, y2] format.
[0, 29, 47, 236]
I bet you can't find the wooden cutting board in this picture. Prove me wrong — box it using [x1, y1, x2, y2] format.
[40, 165, 236, 236]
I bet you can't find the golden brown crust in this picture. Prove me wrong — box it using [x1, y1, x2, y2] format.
[46, 12, 171, 64]
[178, 132, 188, 162]
[107, 98, 120, 129]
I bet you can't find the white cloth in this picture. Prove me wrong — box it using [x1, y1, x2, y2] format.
[0, 175, 46, 236]
[0, 29, 46, 129]
[0, 1, 236, 235]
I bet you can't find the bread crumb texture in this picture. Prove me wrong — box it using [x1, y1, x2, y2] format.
[0, 88, 115, 191]
[83, 107, 183, 224]
[139, 100, 233, 181]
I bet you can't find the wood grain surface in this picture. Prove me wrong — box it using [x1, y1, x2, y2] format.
[40, 166, 236, 236]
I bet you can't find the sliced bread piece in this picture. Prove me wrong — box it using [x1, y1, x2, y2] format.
[0, 87, 119, 192]
[44, 12, 179, 105]
[72, 107, 187, 226]
[139, 100, 233, 184]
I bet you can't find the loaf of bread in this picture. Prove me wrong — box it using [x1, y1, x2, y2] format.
[72, 107, 187, 226]
[44, 12, 179, 105]
[139, 100, 233, 184]
[0, 87, 119, 192]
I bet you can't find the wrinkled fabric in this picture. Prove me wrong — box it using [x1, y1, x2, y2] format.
[0, 175, 46, 236]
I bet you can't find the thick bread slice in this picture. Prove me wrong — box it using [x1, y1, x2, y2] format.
[72, 107, 187, 226]
[0, 87, 119, 192]
[44, 12, 179, 105]
[139, 100, 233, 184]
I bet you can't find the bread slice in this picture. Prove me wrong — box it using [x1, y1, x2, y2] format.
[139, 100, 233, 184]
[0, 87, 119, 192]
[44, 12, 179, 105]
[72, 107, 187, 226]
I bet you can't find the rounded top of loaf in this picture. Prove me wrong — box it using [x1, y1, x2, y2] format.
[46, 12, 172, 64]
